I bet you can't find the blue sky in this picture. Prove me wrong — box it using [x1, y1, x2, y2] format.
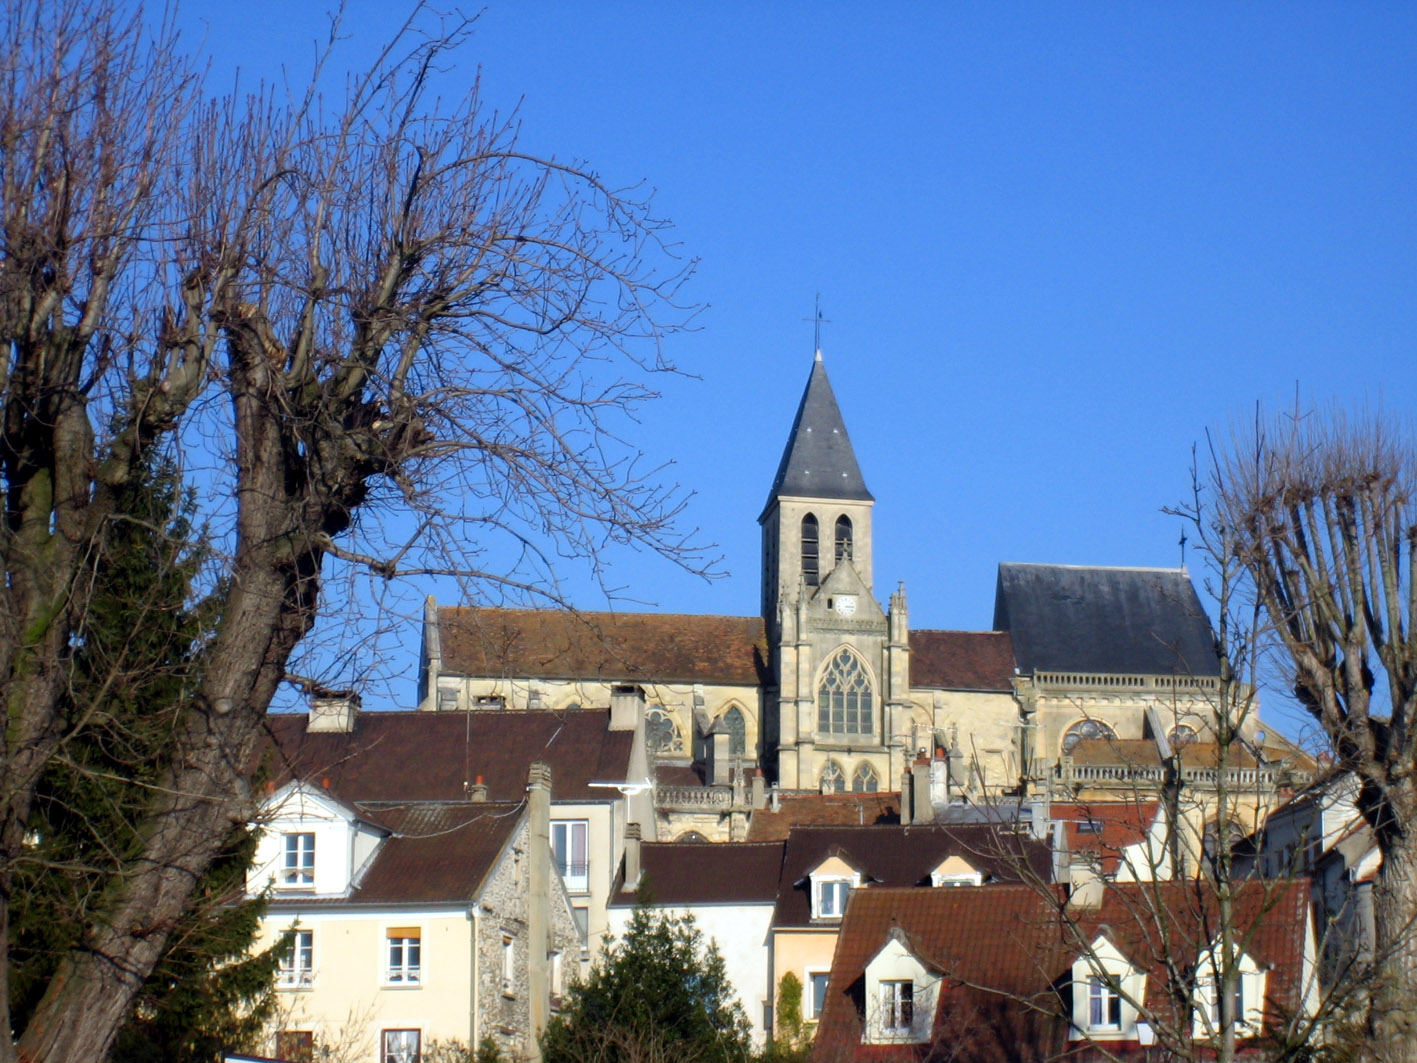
[176, 3, 1416, 728]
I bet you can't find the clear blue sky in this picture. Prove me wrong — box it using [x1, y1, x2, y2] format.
[175, 2, 1416, 728]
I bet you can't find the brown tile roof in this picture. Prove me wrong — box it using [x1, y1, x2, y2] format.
[1049, 801, 1158, 877]
[773, 824, 1054, 929]
[908, 630, 1015, 691]
[258, 710, 633, 804]
[746, 793, 901, 842]
[609, 842, 786, 907]
[814, 879, 1312, 1063]
[267, 802, 522, 908]
[437, 608, 770, 686]
[1067, 738, 1261, 770]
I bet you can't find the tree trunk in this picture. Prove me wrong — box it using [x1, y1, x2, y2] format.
[1370, 813, 1417, 1063]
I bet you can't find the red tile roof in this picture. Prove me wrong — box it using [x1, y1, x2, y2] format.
[436, 608, 770, 686]
[258, 710, 633, 804]
[814, 879, 1311, 1063]
[610, 841, 786, 906]
[908, 630, 1015, 692]
[1050, 801, 1159, 877]
[747, 793, 902, 841]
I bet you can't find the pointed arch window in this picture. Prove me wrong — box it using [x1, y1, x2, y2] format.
[801, 515, 820, 587]
[821, 761, 846, 794]
[817, 649, 875, 737]
[835, 516, 853, 562]
[852, 762, 879, 793]
[723, 707, 747, 757]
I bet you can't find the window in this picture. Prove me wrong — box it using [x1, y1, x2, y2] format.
[1211, 979, 1244, 1027]
[1088, 977, 1121, 1030]
[572, 907, 590, 946]
[880, 980, 914, 1036]
[724, 707, 747, 757]
[852, 762, 879, 793]
[551, 950, 565, 1002]
[835, 515, 853, 562]
[502, 935, 516, 995]
[279, 929, 314, 987]
[817, 649, 874, 737]
[281, 832, 315, 887]
[646, 707, 682, 754]
[386, 927, 421, 985]
[382, 1029, 421, 1063]
[1062, 719, 1116, 754]
[807, 971, 831, 1020]
[1169, 724, 1198, 747]
[802, 515, 820, 587]
[815, 878, 850, 919]
[275, 1031, 314, 1063]
[551, 820, 589, 892]
[820, 760, 845, 794]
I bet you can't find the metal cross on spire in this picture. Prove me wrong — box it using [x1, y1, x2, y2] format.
[802, 293, 830, 353]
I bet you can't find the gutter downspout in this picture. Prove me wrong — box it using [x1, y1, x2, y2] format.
[469, 902, 481, 1050]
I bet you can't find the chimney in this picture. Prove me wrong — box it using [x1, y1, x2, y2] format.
[708, 726, 732, 786]
[624, 822, 643, 891]
[609, 684, 645, 732]
[911, 756, 933, 824]
[468, 775, 487, 802]
[308, 690, 361, 733]
[526, 762, 553, 1057]
[1066, 855, 1106, 910]
[751, 770, 766, 810]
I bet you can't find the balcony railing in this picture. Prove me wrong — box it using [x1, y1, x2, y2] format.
[656, 785, 732, 810]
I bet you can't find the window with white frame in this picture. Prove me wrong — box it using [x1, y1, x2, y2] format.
[281, 832, 315, 887]
[1088, 977, 1121, 1030]
[814, 878, 851, 919]
[806, 970, 831, 1021]
[1192, 945, 1265, 1039]
[1068, 935, 1145, 1041]
[551, 820, 589, 892]
[382, 1028, 421, 1063]
[386, 927, 421, 985]
[880, 980, 915, 1037]
[279, 929, 314, 987]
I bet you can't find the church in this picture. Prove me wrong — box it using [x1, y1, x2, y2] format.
[416, 353, 1303, 842]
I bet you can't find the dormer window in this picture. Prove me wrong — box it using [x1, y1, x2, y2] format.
[1192, 944, 1266, 1040]
[862, 928, 939, 1045]
[930, 855, 984, 888]
[282, 832, 315, 888]
[1069, 935, 1146, 1041]
[817, 878, 851, 918]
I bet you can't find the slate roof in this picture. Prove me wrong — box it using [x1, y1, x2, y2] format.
[772, 824, 1054, 929]
[746, 793, 902, 842]
[764, 354, 872, 510]
[609, 841, 786, 907]
[436, 607, 770, 687]
[814, 879, 1312, 1063]
[258, 710, 633, 804]
[266, 801, 522, 908]
[908, 630, 1015, 691]
[993, 563, 1220, 677]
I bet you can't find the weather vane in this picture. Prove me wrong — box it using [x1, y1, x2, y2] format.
[802, 293, 830, 352]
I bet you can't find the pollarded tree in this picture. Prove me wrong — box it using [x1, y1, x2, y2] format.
[541, 906, 752, 1063]
[1212, 408, 1417, 1062]
[0, 2, 704, 1060]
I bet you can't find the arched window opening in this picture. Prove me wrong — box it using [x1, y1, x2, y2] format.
[801, 514, 820, 587]
[818, 649, 874, 737]
[821, 761, 846, 794]
[1169, 724, 1198, 748]
[852, 762, 879, 793]
[646, 707, 682, 754]
[677, 831, 708, 843]
[835, 515, 853, 562]
[1062, 718, 1116, 755]
[723, 707, 747, 757]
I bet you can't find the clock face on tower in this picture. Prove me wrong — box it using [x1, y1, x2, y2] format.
[834, 595, 858, 617]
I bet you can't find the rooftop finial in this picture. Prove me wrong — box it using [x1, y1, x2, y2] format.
[802, 293, 830, 355]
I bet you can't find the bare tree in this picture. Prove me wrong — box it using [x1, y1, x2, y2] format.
[0, 2, 704, 1059]
[1211, 407, 1417, 1062]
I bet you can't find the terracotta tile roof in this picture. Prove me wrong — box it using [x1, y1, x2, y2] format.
[746, 793, 901, 842]
[908, 631, 1015, 692]
[772, 824, 1053, 929]
[1049, 801, 1158, 876]
[267, 802, 522, 908]
[609, 841, 786, 907]
[436, 608, 770, 686]
[814, 879, 1311, 1063]
[258, 710, 633, 804]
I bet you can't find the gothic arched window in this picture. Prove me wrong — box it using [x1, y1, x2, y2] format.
[1062, 718, 1117, 754]
[835, 515, 853, 562]
[723, 706, 747, 757]
[1169, 724, 1198, 748]
[801, 514, 820, 587]
[821, 761, 846, 794]
[852, 762, 879, 793]
[817, 649, 874, 737]
[646, 707, 682, 754]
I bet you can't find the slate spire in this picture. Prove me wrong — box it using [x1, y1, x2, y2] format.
[766, 352, 872, 509]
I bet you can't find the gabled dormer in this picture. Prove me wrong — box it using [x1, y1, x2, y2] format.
[1192, 941, 1267, 1040]
[929, 854, 984, 888]
[804, 851, 864, 921]
[861, 927, 941, 1044]
[250, 781, 387, 899]
[1068, 933, 1147, 1041]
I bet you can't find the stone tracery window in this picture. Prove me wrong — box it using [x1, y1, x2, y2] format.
[723, 706, 747, 757]
[817, 649, 874, 737]
[646, 707, 682, 754]
[821, 760, 846, 794]
[1169, 724, 1198, 747]
[852, 762, 879, 793]
[1062, 718, 1116, 754]
[835, 515, 853, 562]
